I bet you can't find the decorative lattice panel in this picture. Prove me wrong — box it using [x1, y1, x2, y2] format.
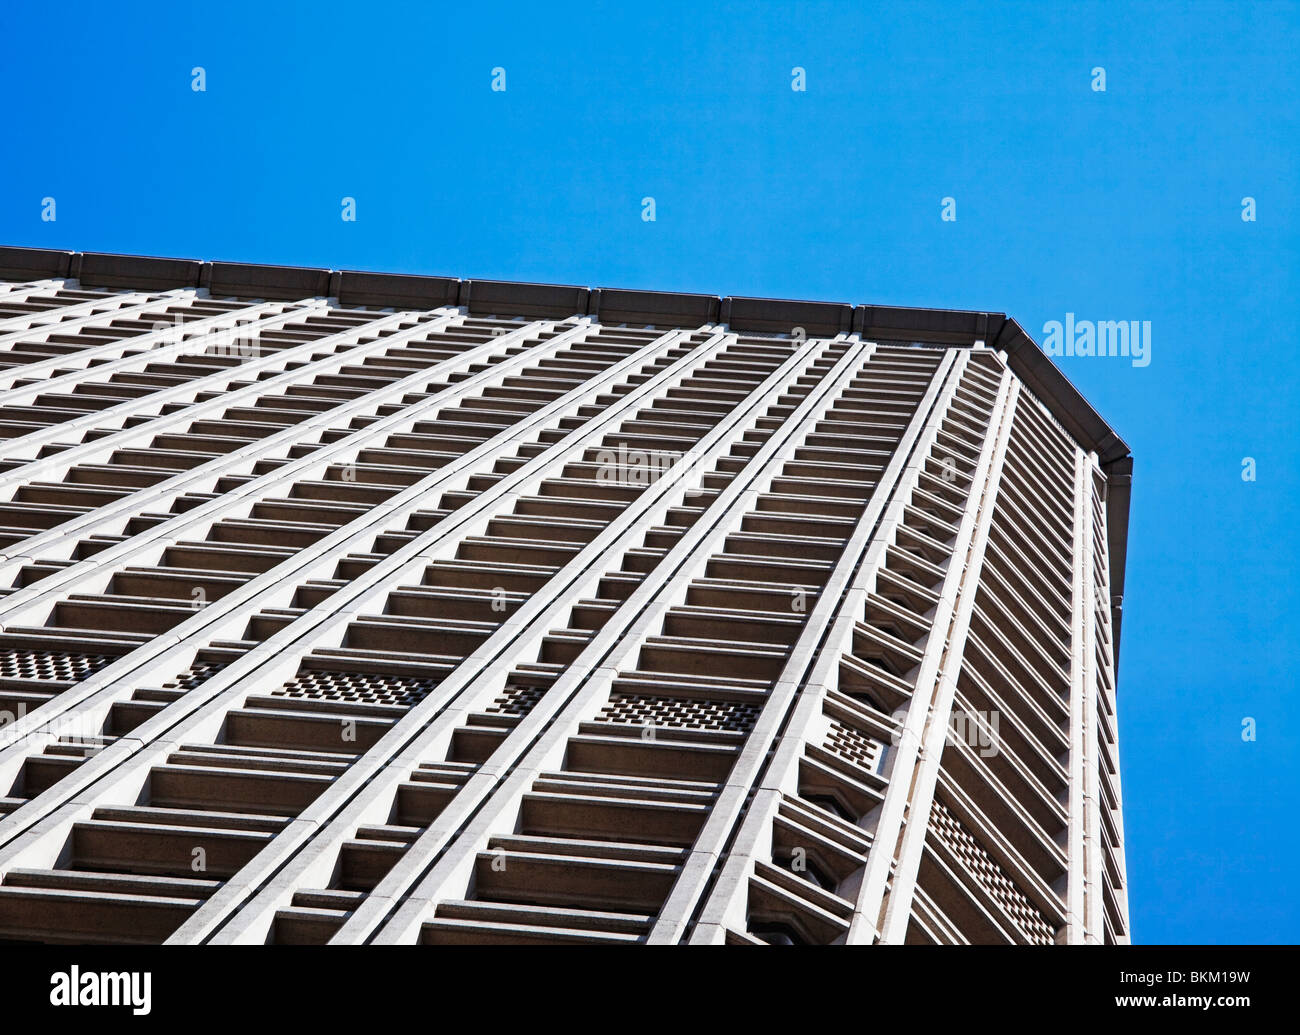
[272, 668, 440, 709]
[929, 799, 1057, 945]
[486, 682, 549, 717]
[0, 647, 115, 684]
[162, 657, 231, 691]
[824, 719, 884, 773]
[595, 693, 760, 733]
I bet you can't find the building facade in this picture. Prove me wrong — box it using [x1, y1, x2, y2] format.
[0, 246, 1131, 945]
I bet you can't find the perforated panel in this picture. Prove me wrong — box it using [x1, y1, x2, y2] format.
[0, 647, 114, 684]
[272, 668, 440, 709]
[930, 799, 1057, 945]
[164, 657, 231, 691]
[595, 693, 761, 733]
[824, 719, 885, 773]
[485, 682, 548, 717]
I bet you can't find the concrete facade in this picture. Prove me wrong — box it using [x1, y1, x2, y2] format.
[0, 246, 1130, 945]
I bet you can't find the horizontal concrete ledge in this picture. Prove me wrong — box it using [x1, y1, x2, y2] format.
[0, 245, 75, 280]
[722, 296, 855, 337]
[460, 279, 589, 319]
[858, 303, 1002, 346]
[75, 252, 204, 292]
[337, 270, 459, 311]
[204, 261, 332, 301]
[593, 287, 721, 328]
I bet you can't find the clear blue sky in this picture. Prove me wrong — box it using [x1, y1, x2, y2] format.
[1, 1, 1296, 944]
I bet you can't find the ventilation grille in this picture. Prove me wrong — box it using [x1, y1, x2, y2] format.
[0, 647, 115, 683]
[930, 799, 1056, 945]
[595, 693, 761, 733]
[824, 719, 884, 773]
[272, 668, 439, 709]
[163, 657, 231, 691]
[485, 682, 548, 717]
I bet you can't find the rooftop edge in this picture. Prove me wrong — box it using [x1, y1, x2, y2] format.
[0, 242, 1133, 663]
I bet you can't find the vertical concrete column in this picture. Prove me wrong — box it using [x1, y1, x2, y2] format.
[0, 320, 684, 790]
[653, 349, 963, 943]
[848, 366, 1019, 944]
[0, 279, 72, 303]
[1063, 445, 1092, 942]
[0, 324, 738, 857]
[1080, 453, 1105, 942]
[0, 309, 534, 572]
[0, 302, 425, 475]
[684, 348, 976, 943]
[353, 339, 874, 945]
[0, 293, 311, 390]
[0, 288, 192, 340]
[175, 333, 842, 944]
[1088, 457, 1130, 940]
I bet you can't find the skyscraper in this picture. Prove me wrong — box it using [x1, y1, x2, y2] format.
[0, 245, 1130, 945]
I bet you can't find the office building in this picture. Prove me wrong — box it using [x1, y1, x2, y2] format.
[0, 246, 1132, 945]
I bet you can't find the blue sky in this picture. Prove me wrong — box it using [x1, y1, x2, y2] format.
[1, 0, 1297, 943]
